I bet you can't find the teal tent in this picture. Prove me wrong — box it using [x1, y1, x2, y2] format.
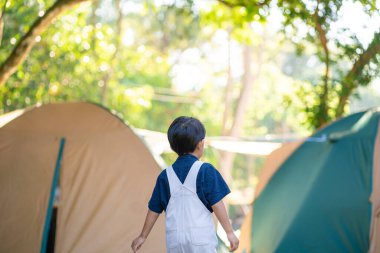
[238, 108, 380, 253]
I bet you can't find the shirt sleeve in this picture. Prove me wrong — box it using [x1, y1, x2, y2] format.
[148, 171, 168, 214]
[199, 163, 231, 208]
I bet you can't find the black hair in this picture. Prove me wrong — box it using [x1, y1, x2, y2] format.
[167, 116, 206, 156]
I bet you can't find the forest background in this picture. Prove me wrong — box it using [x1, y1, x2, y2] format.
[1, 0, 380, 235]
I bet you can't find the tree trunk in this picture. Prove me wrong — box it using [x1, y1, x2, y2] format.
[219, 44, 255, 184]
[218, 25, 266, 183]
[222, 28, 233, 135]
[313, 2, 330, 127]
[100, 0, 122, 104]
[0, 0, 89, 86]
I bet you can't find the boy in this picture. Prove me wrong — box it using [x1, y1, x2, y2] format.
[131, 116, 239, 253]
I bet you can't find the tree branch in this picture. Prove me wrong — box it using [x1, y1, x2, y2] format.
[0, 0, 9, 46]
[0, 0, 7, 19]
[336, 31, 380, 117]
[217, 0, 271, 8]
[0, 0, 89, 86]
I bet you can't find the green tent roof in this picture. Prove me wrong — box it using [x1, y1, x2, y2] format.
[251, 108, 380, 252]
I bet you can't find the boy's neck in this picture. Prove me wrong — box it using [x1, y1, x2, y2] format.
[189, 151, 201, 159]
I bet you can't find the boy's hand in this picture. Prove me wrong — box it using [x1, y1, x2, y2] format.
[131, 210, 160, 252]
[131, 235, 146, 252]
[211, 200, 239, 251]
[227, 231, 239, 252]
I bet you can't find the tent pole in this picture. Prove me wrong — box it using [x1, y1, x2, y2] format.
[40, 138, 65, 253]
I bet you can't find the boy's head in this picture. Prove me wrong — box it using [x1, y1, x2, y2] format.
[167, 116, 206, 156]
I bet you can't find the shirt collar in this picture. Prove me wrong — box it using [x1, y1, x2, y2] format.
[177, 153, 199, 161]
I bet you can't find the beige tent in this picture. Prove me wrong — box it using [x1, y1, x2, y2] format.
[0, 102, 165, 253]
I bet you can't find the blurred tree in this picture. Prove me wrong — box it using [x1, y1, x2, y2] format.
[218, 0, 380, 129]
[279, 0, 380, 128]
[0, 0, 8, 46]
[98, 0, 122, 104]
[0, 0, 312, 195]
[0, 0, 205, 131]
[200, 1, 268, 184]
[0, 0, 89, 86]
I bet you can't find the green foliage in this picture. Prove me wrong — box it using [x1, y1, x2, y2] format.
[277, 0, 380, 128]
[0, 0, 198, 130]
[143, 0, 201, 52]
[198, 0, 380, 130]
[2, 0, 379, 202]
[200, 1, 267, 44]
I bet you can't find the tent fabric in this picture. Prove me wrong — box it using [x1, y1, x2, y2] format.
[0, 109, 24, 127]
[255, 141, 303, 199]
[369, 120, 380, 253]
[0, 133, 60, 253]
[0, 102, 165, 253]
[237, 142, 303, 253]
[238, 207, 252, 253]
[41, 138, 66, 253]
[241, 108, 380, 253]
[136, 128, 285, 156]
[208, 140, 281, 156]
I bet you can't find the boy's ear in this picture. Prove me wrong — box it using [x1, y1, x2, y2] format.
[197, 139, 205, 149]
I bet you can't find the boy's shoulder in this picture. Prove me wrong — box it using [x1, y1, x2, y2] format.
[199, 161, 217, 171]
[156, 169, 168, 181]
[199, 162, 222, 178]
[198, 162, 227, 185]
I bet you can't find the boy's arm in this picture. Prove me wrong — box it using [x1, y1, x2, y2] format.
[212, 200, 239, 252]
[131, 209, 160, 252]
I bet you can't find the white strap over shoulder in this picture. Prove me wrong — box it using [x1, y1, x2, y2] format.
[166, 166, 182, 196]
[183, 161, 203, 193]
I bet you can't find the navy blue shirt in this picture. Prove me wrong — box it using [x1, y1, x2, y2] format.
[148, 154, 230, 213]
